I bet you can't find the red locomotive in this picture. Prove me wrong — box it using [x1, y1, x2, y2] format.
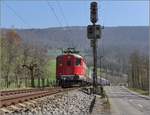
[56, 48, 88, 87]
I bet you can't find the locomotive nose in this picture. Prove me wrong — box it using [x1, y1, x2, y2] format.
[65, 68, 73, 74]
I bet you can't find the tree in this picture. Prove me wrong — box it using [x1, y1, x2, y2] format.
[1, 30, 50, 89]
[1, 30, 22, 88]
[129, 50, 149, 91]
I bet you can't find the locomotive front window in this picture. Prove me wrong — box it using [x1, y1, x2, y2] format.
[76, 58, 81, 66]
[67, 60, 71, 66]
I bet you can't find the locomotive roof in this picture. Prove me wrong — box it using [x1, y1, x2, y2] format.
[58, 53, 83, 59]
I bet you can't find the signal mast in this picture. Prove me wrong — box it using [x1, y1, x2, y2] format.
[87, 1, 102, 93]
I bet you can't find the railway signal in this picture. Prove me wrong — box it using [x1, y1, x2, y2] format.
[87, 25, 93, 39]
[90, 2, 98, 23]
[87, 1, 103, 94]
[87, 25, 101, 39]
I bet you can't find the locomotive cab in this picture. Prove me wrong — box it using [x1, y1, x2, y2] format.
[56, 49, 87, 87]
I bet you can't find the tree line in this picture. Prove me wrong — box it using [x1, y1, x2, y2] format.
[128, 50, 149, 91]
[0, 30, 53, 89]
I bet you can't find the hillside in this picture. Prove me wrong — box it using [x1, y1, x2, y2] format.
[13, 26, 148, 54]
[1, 26, 149, 72]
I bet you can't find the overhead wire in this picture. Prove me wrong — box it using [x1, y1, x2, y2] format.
[45, 0, 65, 50]
[46, 0, 76, 48]
[46, 0, 63, 27]
[56, 0, 79, 48]
[5, 3, 30, 27]
[56, 0, 69, 27]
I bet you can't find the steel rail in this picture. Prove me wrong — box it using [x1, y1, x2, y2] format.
[0, 87, 78, 108]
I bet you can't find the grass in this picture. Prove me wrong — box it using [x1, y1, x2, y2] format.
[47, 59, 56, 81]
[129, 88, 149, 96]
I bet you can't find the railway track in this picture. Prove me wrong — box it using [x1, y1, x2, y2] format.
[0, 87, 78, 108]
[0, 87, 53, 96]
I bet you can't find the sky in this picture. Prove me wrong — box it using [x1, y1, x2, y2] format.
[0, 0, 149, 29]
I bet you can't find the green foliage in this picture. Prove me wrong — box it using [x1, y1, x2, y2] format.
[48, 59, 56, 81]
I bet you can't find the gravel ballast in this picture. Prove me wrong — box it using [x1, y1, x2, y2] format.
[1, 89, 95, 115]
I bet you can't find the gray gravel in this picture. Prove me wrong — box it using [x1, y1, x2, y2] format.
[1, 90, 94, 115]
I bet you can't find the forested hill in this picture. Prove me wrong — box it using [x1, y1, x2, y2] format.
[15, 26, 148, 53]
[1, 26, 149, 61]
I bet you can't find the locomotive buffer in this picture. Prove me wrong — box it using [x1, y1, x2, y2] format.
[87, 2, 102, 93]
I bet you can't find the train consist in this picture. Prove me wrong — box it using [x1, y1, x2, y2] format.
[56, 48, 110, 87]
[56, 48, 91, 87]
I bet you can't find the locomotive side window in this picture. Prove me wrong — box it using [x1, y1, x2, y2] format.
[76, 58, 81, 66]
[67, 60, 71, 66]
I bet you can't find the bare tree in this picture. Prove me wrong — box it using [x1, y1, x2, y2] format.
[129, 50, 149, 91]
[1, 30, 21, 88]
[1, 30, 50, 89]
